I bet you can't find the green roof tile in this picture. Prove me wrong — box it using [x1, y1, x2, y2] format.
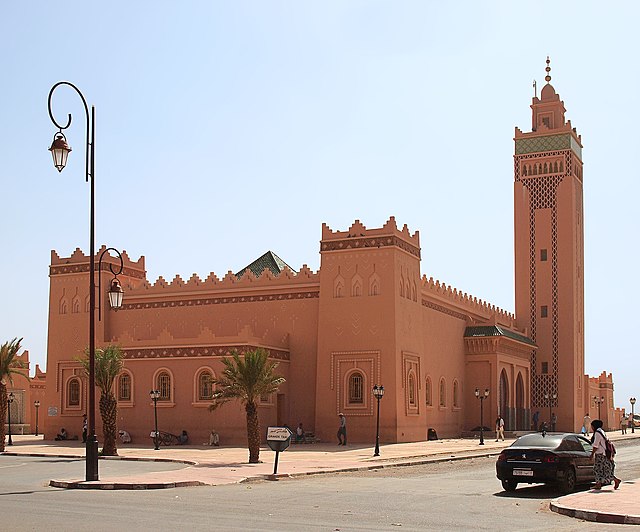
[235, 251, 293, 279]
[464, 326, 536, 347]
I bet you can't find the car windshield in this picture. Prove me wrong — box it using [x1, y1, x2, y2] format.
[509, 433, 564, 449]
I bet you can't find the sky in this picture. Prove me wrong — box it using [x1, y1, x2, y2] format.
[1, 1, 638, 410]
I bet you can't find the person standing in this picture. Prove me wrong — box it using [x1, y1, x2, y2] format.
[337, 413, 347, 446]
[495, 415, 505, 441]
[583, 413, 592, 437]
[621, 415, 628, 435]
[532, 410, 540, 431]
[551, 412, 557, 432]
[590, 419, 621, 490]
[82, 414, 87, 443]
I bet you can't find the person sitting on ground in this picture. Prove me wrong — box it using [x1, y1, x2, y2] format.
[178, 430, 189, 445]
[296, 423, 305, 443]
[55, 428, 68, 441]
[208, 429, 219, 446]
[119, 430, 132, 443]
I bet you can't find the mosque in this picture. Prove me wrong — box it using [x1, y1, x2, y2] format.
[6, 61, 624, 445]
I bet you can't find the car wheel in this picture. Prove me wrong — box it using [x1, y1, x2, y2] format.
[501, 479, 518, 492]
[559, 467, 576, 493]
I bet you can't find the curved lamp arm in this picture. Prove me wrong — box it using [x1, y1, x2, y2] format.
[47, 81, 91, 182]
[97, 247, 124, 320]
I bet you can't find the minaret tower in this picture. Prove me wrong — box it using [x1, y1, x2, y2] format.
[514, 58, 585, 431]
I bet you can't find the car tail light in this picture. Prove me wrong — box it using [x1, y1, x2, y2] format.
[542, 454, 559, 463]
[497, 452, 507, 462]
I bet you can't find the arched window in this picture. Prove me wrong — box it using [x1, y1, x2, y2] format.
[408, 373, 417, 406]
[68, 378, 80, 407]
[198, 370, 214, 401]
[453, 380, 459, 408]
[72, 298, 80, 314]
[118, 373, 131, 401]
[348, 372, 364, 404]
[425, 377, 432, 406]
[335, 282, 344, 298]
[59, 300, 67, 314]
[439, 378, 446, 407]
[157, 371, 171, 401]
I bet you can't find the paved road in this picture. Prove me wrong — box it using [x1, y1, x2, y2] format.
[2, 439, 639, 531]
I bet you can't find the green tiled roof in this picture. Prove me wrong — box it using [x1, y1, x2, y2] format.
[464, 326, 536, 347]
[235, 251, 293, 279]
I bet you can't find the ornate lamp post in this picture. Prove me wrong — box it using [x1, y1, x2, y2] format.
[544, 392, 557, 431]
[593, 396, 604, 421]
[34, 400, 40, 437]
[475, 388, 490, 445]
[150, 390, 160, 450]
[631, 397, 636, 434]
[372, 384, 384, 457]
[7, 392, 14, 446]
[48, 82, 125, 482]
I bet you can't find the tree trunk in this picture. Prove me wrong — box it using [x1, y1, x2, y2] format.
[245, 400, 261, 463]
[99, 392, 118, 456]
[0, 385, 7, 453]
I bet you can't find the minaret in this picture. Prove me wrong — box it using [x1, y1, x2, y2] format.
[514, 58, 585, 431]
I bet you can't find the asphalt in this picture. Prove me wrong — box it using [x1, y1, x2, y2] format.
[3, 431, 640, 525]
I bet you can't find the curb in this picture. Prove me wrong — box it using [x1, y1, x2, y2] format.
[50, 479, 206, 490]
[550, 500, 640, 525]
[1, 451, 197, 466]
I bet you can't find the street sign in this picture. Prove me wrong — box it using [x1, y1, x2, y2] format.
[267, 427, 291, 442]
[266, 427, 292, 475]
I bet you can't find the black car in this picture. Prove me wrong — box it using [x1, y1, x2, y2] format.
[496, 432, 594, 493]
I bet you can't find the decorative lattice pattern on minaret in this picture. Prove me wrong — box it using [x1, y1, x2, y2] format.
[515, 150, 572, 408]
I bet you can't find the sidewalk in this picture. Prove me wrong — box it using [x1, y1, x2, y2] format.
[3, 431, 640, 524]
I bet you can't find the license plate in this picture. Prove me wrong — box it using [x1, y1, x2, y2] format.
[513, 469, 534, 477]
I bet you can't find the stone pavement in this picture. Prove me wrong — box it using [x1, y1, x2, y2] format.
[3, 431, 640, 524]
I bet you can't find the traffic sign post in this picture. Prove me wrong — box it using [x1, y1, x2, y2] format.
[266, 427, 292, 475]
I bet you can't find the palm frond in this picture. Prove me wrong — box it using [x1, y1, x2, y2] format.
[0, 338, 27, 385]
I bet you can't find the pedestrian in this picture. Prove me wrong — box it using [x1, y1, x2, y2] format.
[337, 413, 347, 445]
[583, 413, 592, 437]
[590, 419, 621, 490]
[82, 414, 87, 443]
[296, 422, 305, 443]
[621, 415, 628, 435]
[551, 412, 557, 432]
[532, 410, 540, 431]
[209, 429, 220, 446]
[495, 415, 505, 441]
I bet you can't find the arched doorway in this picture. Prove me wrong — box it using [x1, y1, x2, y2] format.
[516, 373, 525, 430]
[499, 370, 509, 430]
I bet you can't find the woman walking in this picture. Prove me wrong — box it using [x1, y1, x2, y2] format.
[590, 419, 621, 490]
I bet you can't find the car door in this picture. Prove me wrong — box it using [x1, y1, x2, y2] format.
[576, 435, 594, 481]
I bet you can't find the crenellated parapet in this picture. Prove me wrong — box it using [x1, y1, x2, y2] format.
[50, 246, 146, 279]
[127, 263, 319, 296]
[321, 216, 420, 258]
[112, 324, 291, 361]
[421, 274, 516, 327]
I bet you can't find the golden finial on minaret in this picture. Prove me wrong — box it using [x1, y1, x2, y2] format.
[545, 56, 552, 83]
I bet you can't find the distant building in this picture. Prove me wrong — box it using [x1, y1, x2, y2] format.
[29, 61, 620, 444]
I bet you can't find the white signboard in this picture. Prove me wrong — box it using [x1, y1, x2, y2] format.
[267, 427, 291, 441]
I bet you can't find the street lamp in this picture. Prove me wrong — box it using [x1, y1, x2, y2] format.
[48, 82, 125, 482]
[593, 396, 604, 420]
[150, 390, 160, 450]
[372, 384, 384, 457]
[34, 400, 40, 436]
[631, 398, 636, 434]
[475, 388, 490, 445]
[7, 392, 14, 446]
[544, 392, 558, 431]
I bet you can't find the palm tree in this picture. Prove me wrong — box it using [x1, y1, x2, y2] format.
[1, 338, 26, 452]
[209, 348, 285, 463]
[79, 344, 124, 456]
